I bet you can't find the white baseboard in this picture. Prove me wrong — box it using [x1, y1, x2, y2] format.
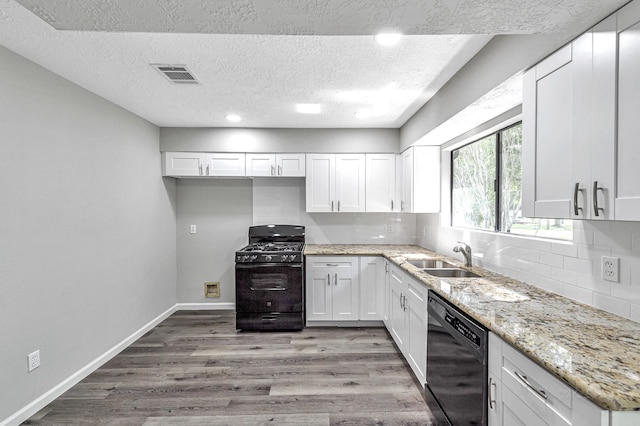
[175, 302, 235, 310]
[306, 320, 384, 327]
[1, 305, 178, 426]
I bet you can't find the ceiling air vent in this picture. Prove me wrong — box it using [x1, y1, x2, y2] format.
[152, 64, 199, 85]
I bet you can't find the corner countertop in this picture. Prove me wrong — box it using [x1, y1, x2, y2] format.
[304, 244, 640, 412]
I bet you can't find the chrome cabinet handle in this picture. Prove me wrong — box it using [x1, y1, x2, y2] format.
[250, 286, 285, 291]
[331, 201, 334, 212]
[593, 181, 603, 217]
[326, 263, 339, 267]
[391, 200, 394, 211]
[199, 164, 203, 176]
[327, 273, 331, 286]
[385, 262, 389, 273]
[337, 200, 341, 212]
[278, 165, 282, 175]
[334, 273, 338, 285]
[489, 377, 496, 409]
[573, 183, 584, 216]
[401, 200, 405, 211]
[206, 165, 210, 176]
[400, 292, 404, 309]
[403, 295, 407, 311]
[515, 371, 547, 400]
[271, 165, 275, 176]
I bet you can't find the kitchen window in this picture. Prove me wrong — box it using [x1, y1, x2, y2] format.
[451, 122, 572, 240]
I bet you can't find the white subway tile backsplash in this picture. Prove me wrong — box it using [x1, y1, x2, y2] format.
[418, 215, 640, 322]
[563, 283, 593, 305]
[593, 293, 631, 319]
[539, 252, 564, 268]
[563, 256, 593, 274]
[551, 267, 578, 285]
[552, 242, 578, 258]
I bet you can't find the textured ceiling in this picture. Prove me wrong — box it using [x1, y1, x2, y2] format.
[0, 0, 629, 129]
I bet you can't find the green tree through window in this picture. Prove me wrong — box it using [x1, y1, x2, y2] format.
[451, 122, 572, 240]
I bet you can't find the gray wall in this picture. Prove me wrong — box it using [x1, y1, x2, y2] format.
[400, 34, 568, 150]
[176, 179, 252, 304]
[0, 46, 177, 422]
[160, 127, 400, 153]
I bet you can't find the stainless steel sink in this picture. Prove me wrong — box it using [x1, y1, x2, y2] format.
[422, 268, 480, 278]
[406, 259, 457, 269]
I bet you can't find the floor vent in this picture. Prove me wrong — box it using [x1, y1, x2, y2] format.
[152, 64, 199, 85]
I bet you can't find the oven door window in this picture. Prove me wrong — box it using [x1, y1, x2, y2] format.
[236, 264, 303, 312]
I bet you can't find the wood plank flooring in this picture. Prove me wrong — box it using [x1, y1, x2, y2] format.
[23, 311, 436, 425]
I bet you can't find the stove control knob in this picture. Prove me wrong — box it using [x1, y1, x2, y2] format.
[265, 255, 273, 262]
[281, 255, 288, 262]
[251, 255, 258, 261]
[242, 255, 250, 262]
[289, 254, 296, 262]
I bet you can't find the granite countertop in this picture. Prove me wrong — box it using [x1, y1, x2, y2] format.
[305, 244, 640, 412]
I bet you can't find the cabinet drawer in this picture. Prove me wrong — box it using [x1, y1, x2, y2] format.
[501, 342, 572, 423]
[406, 276, 426, 304]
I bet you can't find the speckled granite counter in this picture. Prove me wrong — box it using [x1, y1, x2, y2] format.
[305, 244, 640, 411]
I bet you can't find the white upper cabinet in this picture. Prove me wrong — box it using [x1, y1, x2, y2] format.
[206, 153, 246, 177]
[365, 153, 396, 212]
[522, 45, 575, 219]
[245, 153, 305, 177]
[523, 5, 640, 221]
[616, 2, 640, 220]
[306, 153, 365, 212]
[398, 146, 440, 213]
[163, 152, 206, 177]
[163, 152, 245, 177]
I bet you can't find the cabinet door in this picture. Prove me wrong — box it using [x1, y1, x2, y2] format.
[335, 154, 366, 212]
[389, 267, 408, 351]
[359, 257, 384, 321]
[305, 260, 333, 321]
[246, 153, 276, 176]
[401, 148, 414, 212]
[206, 153, 246, 176]
[163, 152, 205, 177]
[407, 292, 427, 385]
[616, 4, 640, 220]
[306, 154, 336, 212]
[383, 260, 391, 327]
[365, 153, 396, 212]
[276, 153, 306, 177]
[522, 45, 574, 219]
[333, 261, 359, 320]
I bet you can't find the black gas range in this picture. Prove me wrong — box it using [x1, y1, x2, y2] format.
[235, 225, 305, 331]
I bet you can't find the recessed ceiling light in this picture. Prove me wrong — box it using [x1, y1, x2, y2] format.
[296, 103, 322, 114]
[226, 114, 242, 122]
[374, 33, 403, 46]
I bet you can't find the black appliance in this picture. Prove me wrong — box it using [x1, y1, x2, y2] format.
[235, 225, 305, 331]
[426, 290, 488, 425]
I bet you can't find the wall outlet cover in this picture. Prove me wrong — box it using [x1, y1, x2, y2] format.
[602, 256, 619, 283]
[204, 282, 220, 298]
[27, 350, 40, 372]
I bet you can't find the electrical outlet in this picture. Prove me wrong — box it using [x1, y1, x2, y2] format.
[27, 350, 40, 372]
[386, 224, 395, 233]
[190, 224, 197, 234]
[602, 256, 619, 283]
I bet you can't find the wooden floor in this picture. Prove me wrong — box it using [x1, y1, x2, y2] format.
[24, 311, 436, 425]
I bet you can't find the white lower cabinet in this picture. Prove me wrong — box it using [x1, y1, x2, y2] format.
[489, 332, 611, 426]
[387, 264, 427, 385]
[358, 257, 385, 321]
[305, 256, 359, 321]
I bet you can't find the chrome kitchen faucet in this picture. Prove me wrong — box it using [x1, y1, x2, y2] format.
[453, 242, 472, 267]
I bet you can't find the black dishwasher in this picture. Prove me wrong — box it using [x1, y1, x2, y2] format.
[426, 290, 488, 426]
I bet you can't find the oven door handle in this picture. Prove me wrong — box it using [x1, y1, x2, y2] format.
[250, 287, 286, 291]
[236, 263, 303, 269]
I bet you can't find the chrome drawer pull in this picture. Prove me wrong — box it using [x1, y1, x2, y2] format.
[573, 182, 583, 216]
[250, 287, 286, 291]
[515, 371, 548, 400]
[593, 181, 604, 217]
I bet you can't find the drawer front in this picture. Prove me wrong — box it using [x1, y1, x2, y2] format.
[406, 276, 426, 303]
[501, 342, 572, 423]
